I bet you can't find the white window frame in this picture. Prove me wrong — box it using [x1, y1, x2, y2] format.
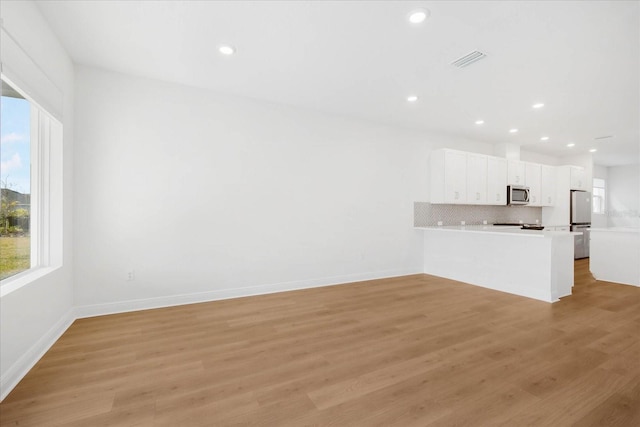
[592, 178, 606, 215]
[0, 76, 62, 296]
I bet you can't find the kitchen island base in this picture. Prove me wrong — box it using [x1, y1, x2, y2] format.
[420, 227, 575, 303]
[590, 228, 640, 286]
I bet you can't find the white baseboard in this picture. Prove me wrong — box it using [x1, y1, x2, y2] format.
[0, 308, 75, 402]
[75, 268, 422, 319]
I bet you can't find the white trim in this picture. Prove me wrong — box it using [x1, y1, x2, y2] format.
[0, 77, 63, 296]
[30, 103, 41, 269]
[75, 269, 422, 319]
[0, 28, 64, 121]
[442, 278, 556, 303]
[0, 266, 60, 297]
[0, 308, 74, 401]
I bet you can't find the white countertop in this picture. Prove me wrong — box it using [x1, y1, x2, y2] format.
[590, 227, 640, 233]
[415, 225, 580, 237]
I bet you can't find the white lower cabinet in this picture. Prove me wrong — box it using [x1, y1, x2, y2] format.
[545, 226, 570, 231]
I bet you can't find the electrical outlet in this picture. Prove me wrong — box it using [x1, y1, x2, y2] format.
[437, 221, 443, 226]
[461, 221, 465, 226]
[483, 220, 487, 225]
[126, 270, 135, 281]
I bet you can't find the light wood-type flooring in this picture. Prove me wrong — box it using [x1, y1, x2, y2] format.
[1, 259, 639, 426]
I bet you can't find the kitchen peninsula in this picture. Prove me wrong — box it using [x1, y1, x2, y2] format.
[590, 227, 640, 286]
[417, 226, 578, 302]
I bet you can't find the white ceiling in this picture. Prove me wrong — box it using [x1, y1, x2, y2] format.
[36, 0, 639, 166]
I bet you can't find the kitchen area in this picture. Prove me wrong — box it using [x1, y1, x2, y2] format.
[415, 146, 640, 302]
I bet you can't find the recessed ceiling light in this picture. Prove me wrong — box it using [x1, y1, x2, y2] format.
[589, 148, 597, 152]
[407, 95, 419, 102]
[475, 120, 484, 125]
[567, 143, 575, 147]
[219, 45, 235, 55]
[532, 103, 545, 109]
[509, 128, 518, 133]
[408, 9, 430, 24]
[540, 136, 549, 141]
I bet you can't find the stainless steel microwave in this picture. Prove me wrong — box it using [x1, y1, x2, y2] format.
[507, 185, 530, 205]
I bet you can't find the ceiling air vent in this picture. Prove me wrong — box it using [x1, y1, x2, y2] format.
[452, 50, 487, 68]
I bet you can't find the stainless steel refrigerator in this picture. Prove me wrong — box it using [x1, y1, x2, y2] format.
[570, 190, 591, 259]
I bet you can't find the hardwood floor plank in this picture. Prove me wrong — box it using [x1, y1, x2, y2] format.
[153, 391, 259, 426]
[307, 350, 447, 410]
[0, 391, 115, 427]
[572, 376, 640, 427]
[1, 259, 639, 426]
[501, 368, 635, 426]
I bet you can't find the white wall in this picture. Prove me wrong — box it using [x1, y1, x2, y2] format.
[521, 149, 560, 166]
[0, 1, 74, 400]
[592, 164, 608, 228]
[73, 65, 493, 315]
[607, 164, 640, 228]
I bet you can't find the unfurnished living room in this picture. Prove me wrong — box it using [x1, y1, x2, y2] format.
[1, 1, 639, 426]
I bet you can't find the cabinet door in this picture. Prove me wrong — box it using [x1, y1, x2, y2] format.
[541, 165, 557, 206]
[487, 157, 507, 205]
[525, 163, 542, 206]
[466, 154, 487, 204]
[507, 160, 525, 185]
[570, 167, 586, 190]
[444, 150, 467, 203]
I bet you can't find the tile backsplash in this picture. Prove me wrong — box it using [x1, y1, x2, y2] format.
[414, 202, 543, 227]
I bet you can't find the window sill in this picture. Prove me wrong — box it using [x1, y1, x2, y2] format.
[0, 266, 61, 297]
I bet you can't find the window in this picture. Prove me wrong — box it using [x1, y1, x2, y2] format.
[1, 76, 61, 288]
[1, 80, 31, 280]
[593, 178, 606, 214]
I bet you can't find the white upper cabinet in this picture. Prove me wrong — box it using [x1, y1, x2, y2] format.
[430, 149, 467, 204]
[430, 149, 556, 207]
[541, 165, 557, 206]
[466, 153, 488, 204]
[507, 160, 526, 185]
[525, 163, 542, 206]
[570, 166, 587, 190]
[487, 157, 507, 205]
